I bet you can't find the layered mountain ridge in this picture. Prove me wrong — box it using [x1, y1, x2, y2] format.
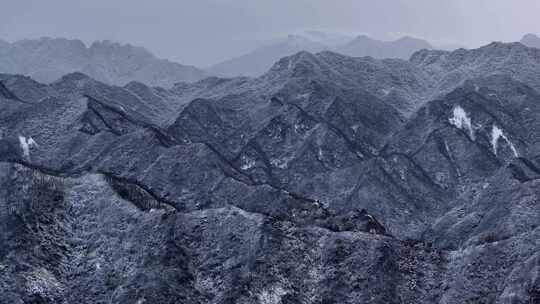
[2, 41, 540, 303]
[208, 34, 437, 77]
[0, 37, 208, 87]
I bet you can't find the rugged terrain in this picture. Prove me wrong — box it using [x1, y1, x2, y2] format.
[2, 41, 540, 303]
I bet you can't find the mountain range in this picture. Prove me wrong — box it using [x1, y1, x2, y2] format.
[0, 37, 208, 87]
[3, 32, 539, 87]
[209, 33, 437, 77]
[338, 35, 434, 59]
[0, 32, 464, 84]
[2, 40, 540, 303]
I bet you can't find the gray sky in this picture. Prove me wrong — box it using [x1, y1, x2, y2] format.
[1, 0, 539, 67]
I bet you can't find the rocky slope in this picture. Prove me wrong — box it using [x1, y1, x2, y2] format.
[2, 42, 540, 303]
[0, 38, 207, 87]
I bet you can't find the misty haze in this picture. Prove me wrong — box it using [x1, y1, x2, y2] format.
[2, 1, 540, 303]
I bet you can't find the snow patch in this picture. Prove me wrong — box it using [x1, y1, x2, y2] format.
[448, 106, 475, 140]
[398, 168, 406, 181]
[270, 157, 292, 169]
[296, 93, 311, 100]
[491, 125, 519, 157]
[19, 135, 39, 158]
[258, 285, 287, 304]
[381, 88, 393, 97]
[25, 268, 62, 296]
[294, 123, 302, 134]
[317, 148, 324, 160]
[240, 155, 256, 170]
[287, 59, 294, 70]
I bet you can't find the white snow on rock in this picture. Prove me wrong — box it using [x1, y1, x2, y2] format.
[296, 93, 311, 100]
[25, 268, 62, 296]
[381, 88, 393, 97]
[240, 155, 256, 170]
[449, 106, 475, 140]
[288, 59, 294, 70]
[270, 155, 295, 169]
[257, 285, 287, 304]
[18, 135, 39, 158]
[317, 148, 324, 160]
[491, 125, 519, 157]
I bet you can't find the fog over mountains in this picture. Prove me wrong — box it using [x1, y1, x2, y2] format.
[3, 30, 540, 302]
[0, 32, 462, 83]
[209, 32, 443, 77]
[0, 37, 208, 87]
[10, 32, 540, 86]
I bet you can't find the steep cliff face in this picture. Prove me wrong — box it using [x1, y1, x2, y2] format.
[2, 42, 540, 303]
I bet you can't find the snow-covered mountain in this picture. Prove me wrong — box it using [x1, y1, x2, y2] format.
[4, 40, 540, 303]
[0, 37, 208, 87]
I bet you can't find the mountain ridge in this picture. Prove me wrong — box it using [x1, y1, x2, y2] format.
[209, 34, 437, 78]
[0, 37, 208, 87]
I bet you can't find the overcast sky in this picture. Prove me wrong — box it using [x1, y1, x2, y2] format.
[1, 0, 539, 67]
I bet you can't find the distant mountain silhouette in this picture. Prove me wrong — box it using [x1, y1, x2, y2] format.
[208, 34, 330, 77]
[521, 33, 540, 48]
[209, 33, 436, 77]
[337, 35, 433, 59]
[0, 37, 207, 87]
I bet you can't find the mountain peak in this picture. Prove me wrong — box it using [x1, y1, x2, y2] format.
[521, 33, 540, 48]
[57, 71, 92, 82]
[89, 40, 154, 58]
[268, 50, 321, 73]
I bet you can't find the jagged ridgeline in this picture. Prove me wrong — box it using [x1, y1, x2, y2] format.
[2, 41, 540, 303]
[0, 38, 208, 87]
